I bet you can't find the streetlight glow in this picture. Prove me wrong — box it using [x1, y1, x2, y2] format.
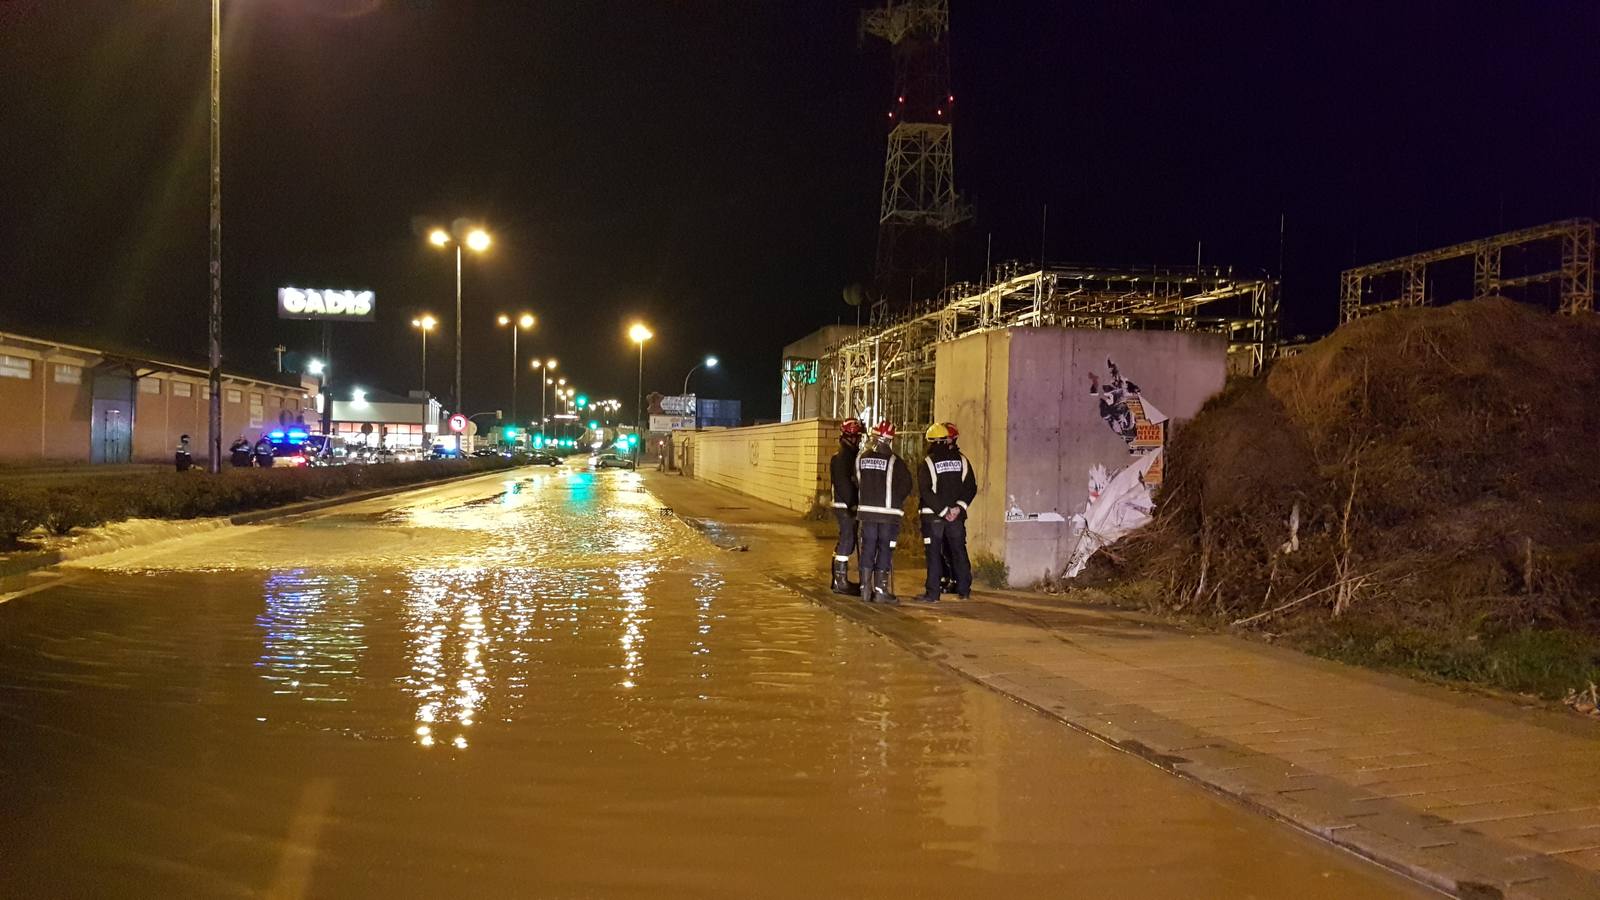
[306, 359, 325, 376]
[413, 315, 437, 331]
[428, 228, 450, 247]
[497, 314, 509, 326]
[706, 355, 719, 368]
[518, 313, 535, 329]
[466, 228, 491, 252]
[629, 322, 653, 343]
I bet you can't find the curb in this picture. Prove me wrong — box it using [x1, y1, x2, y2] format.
[225, 466, 520, 525]
[0, 465, 524, 581]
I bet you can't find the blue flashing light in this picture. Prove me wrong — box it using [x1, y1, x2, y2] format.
[268, 430, 285, 440]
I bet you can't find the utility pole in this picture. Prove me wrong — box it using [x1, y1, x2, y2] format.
[207, 0, 223, 473]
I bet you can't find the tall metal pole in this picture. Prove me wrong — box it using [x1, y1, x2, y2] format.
[635, 343, 645, 462]
[206, 0, 222, 472]
[510, 328, 518, 424]
[540, 376, 547, 439]
[420, 328, 428, 397]
[453, 244, 462, 416]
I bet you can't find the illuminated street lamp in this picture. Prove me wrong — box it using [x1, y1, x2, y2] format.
[629, 322, 653, 460]
[411, 314, 437, 398]
[531, 358, 557, 439]
[496, 312, 535, 423]
[682, 354, 719, 396]
[307, 358, 329, 435]
[426, 224, 492, 414]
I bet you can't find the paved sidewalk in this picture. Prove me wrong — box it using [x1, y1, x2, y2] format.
[642, 471, 1600, 900]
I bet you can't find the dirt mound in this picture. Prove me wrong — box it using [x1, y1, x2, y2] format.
[1111, 298, 1600, 695]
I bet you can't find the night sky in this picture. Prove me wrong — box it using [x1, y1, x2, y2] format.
[3, 1, 1597, 420]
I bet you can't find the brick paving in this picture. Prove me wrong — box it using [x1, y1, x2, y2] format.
[643, 472, 1600, 899]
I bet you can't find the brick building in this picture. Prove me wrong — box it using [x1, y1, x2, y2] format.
[0, 329, 314, 464]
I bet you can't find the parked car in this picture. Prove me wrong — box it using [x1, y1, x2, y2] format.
[527, 451, 562, 467]
[591, 453, 635, 470]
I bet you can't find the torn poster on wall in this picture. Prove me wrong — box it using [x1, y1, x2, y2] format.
[1066, 358, 1169, 577]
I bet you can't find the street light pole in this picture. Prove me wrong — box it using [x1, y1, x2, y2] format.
[428, 226, 490, 421]
[629, 323, 652, 462]
[682, 354, 719, 396]
[206, 0, 222, 473]
[453, 243, 462, 415]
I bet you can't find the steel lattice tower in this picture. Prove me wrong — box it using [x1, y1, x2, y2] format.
[863, 0, 968, 314]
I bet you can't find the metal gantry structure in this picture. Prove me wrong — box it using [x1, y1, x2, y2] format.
[823, 262, 1278, 428]
[862, 0, 968, 311]
[1339, 218, 1597, 323]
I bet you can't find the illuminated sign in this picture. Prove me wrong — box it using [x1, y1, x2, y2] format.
[277, 287, 376, 321]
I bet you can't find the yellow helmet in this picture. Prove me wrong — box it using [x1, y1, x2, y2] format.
[924, 422, 951, 441]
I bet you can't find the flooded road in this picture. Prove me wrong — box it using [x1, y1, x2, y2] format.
[0, 466, 1429, 898]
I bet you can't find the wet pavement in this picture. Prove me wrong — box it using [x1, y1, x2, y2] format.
[0, 466, 1430, 897]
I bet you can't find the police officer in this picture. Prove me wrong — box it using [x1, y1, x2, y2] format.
[229, 436, 253, 468]
[829, 418, 865, 595]
[253, 435, 275, 468]
[914, 422, 977, 602]
[854, 420, 912, 604]
[174, 434, 193, 472]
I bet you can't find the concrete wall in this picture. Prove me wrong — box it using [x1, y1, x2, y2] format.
[934, 327, 1227, 586]
[931, 329, 1010, 563]
[685, 419, 837, 514]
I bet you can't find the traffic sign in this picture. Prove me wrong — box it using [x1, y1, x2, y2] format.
[448, 413, 468, 433]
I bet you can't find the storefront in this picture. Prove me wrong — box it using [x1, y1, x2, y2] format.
[327, 389, 443, 449]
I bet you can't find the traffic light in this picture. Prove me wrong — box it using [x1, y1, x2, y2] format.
[588, 420, 599, 431]
[626, 433, 639, 447]
[575, 394, 588, 409]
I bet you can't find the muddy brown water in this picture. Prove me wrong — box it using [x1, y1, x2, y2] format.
[0, 468, 1430, 897]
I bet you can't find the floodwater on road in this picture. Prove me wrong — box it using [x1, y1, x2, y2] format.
[0, 466, 1429, 898]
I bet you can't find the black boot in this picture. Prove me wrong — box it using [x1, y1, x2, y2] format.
[873, 570, 899, 605]
[912, 582, 940, 603]
[830, 559, 854, 596]
[860, 569, 875, 603]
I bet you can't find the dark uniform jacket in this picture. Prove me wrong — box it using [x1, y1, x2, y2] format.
[918, 444, 977, 519]
[854, 445, 913, 524]
[830, 446, 859, 512]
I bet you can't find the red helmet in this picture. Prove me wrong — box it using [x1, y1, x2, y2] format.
[871, 420, 896, 439]
[840, 418, 864, 435]
[942, 421, 959, 440]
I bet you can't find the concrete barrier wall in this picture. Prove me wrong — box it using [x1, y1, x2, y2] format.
[935, 327, 1227, 587]
[685, 419, 837, 514]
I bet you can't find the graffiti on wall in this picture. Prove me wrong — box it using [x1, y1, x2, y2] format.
[1065, 358, 1169, 578]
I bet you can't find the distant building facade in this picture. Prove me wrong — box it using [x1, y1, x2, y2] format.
[0, 329, 313, 464]
[780, 325, 861, 422]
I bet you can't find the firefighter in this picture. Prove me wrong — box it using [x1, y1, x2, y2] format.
[828, 418, 865, 595]
[854, 420, 912, 604]
[914, 422, 977, 602]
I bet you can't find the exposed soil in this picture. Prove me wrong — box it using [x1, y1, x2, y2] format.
[1086, 298, 1600, 700]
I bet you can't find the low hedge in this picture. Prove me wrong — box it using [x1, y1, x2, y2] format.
[0, 458, 517, 549]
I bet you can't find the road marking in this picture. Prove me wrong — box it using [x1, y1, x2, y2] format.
[266, 777, 336, 900]
[0, 574, 83, 605]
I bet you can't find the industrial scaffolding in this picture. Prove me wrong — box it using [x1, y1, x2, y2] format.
[824, 263, 1278, 428]
[1339, 218, 1597, 323]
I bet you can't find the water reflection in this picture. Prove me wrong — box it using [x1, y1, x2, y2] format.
[616, 563, 654, 689]
[255, 570, 366, 709]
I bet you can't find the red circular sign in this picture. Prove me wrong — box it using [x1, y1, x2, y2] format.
[448, 414, 468, 433]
